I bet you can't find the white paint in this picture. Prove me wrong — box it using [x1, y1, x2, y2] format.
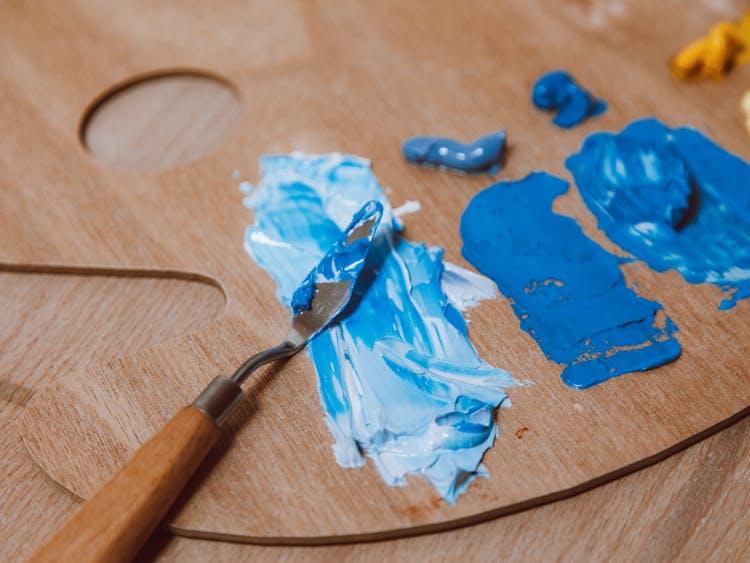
[441, 262, 498, 311]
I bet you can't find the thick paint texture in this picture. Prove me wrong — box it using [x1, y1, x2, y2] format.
[289, 200, 382, 317]
[402, 130, 506, 174]
[460, 172, 681, 389]
[567, 118, 750, 310]
[532, 70, 606, 128]
[244, 153, 516, 503]
[671, 11, 750, 79]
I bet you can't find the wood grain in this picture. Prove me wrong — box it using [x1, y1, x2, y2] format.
[30, 407, 219, 563]
[83, 73, 243, 170]
[0, 270, 224, 562]
[2, 270, 748, 561]
[3, 0, 750, 551]
[142, 411, 750, 561]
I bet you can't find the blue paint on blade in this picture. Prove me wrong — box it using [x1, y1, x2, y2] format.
[289, 200, 382, 318]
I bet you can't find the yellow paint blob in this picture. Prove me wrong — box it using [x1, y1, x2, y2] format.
[671, 12, 750, 79]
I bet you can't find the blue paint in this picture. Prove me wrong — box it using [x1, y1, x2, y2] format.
[566, 118, 750, 310]
[402, 130, 506, 174]
[532, 70, 606, 128]
[289, 200, 383, 317]
[244, 153, 517, 504]
[460, 172, 681, 389]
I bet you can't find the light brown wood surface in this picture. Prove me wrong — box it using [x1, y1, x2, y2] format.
[3, 0, 750, 552]
[0, 270, 225, 562]
[144, 411, 750, 561]
[29, 406, 220, 563]
[82, 73, 243, 171]
[2, 269, 748, 561]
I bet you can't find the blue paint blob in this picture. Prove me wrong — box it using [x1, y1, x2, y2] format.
[289, 200, 383, 317]
[244, 153, 517, 503]
[532, 70, 606, 128]
[289, 275, 315, 315]
[460, 172, 681, 389]
[402, 130, 506, 174]
[566, 118, 750, 310]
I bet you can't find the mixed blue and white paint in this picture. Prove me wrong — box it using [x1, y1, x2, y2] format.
[460, 172, 681, 389]
[288, 200, 382, 317]
[243, 153, 517, 503]
[567, 118, 750, 310]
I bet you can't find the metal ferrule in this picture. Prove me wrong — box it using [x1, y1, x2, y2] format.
[191, 375, 245, 427]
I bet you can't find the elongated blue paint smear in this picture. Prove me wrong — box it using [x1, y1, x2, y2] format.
[566, 118, 750, 310]
[402, 130, 506, 174]
[460, 172, 681, 389]
[243, 153, 517, 503]
[532, 70, 606, 128]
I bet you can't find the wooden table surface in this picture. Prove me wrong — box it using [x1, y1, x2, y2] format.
[2, 1, 750, 560]
[2, 267, 748, 561]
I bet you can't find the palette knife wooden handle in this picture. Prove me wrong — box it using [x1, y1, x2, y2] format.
[28, 376, 244, 563]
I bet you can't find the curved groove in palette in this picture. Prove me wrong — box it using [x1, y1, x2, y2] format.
[0, 267, 226, 560]
[78, 66, 242, 135]
[162, 405, 750, 545]
[6, 0, 750, 550]
[79, 69, 244, 171]
[0, 262, 228, 304]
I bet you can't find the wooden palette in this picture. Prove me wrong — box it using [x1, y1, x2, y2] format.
[6, 0, 750, 544]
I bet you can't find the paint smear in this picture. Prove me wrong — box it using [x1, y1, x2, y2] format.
[671, 11, 750, 79]
[567, 118, 750, 310]
[402, 130, 506, 174]
[243, 153, 517, 503]
[460, 172, 681, 389]
[532, 70, 606, 129]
